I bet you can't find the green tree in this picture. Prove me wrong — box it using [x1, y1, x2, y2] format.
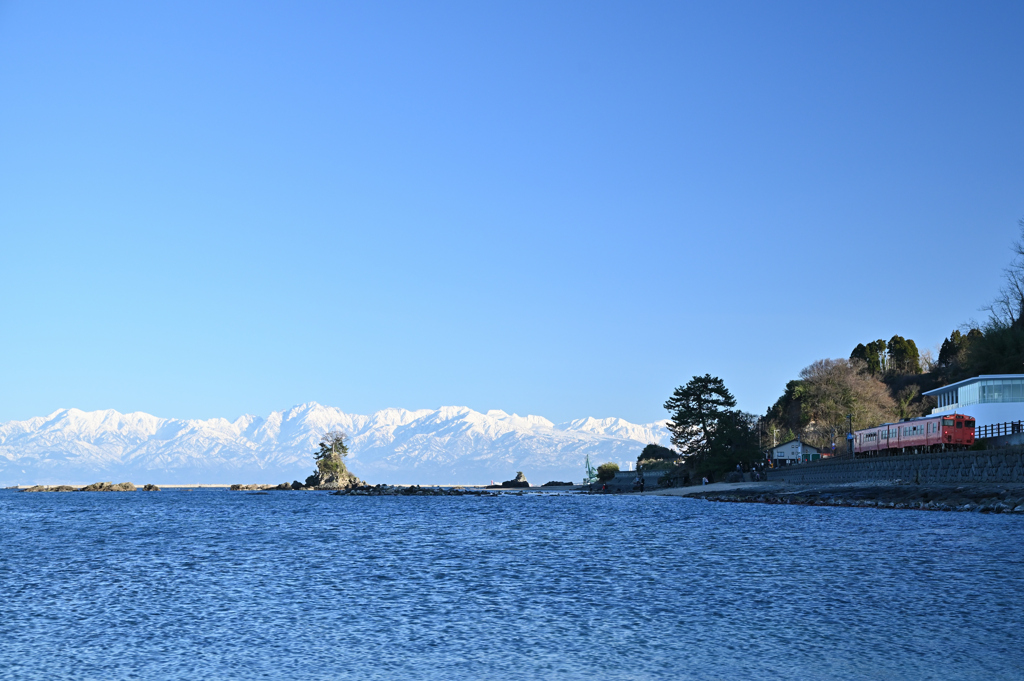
[937, 328, 982, 380]
[596, 462, 619, 482]
[851, 340, 887, 376]
[887, 335, 921, 375]
[964, 321, 1024, 376]
[938, 330, 963, 368]
[314, 430, 349, 477]
[637, 443, 679, 464]
[664, 374, 737, 464]
[703, 410, 762, 473]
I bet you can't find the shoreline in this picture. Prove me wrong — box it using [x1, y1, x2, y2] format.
[12, 480, 1024, 512]
[649, 480, 1024, 513]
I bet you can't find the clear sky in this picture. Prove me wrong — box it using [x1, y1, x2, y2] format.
[1, 1, 1022, 425]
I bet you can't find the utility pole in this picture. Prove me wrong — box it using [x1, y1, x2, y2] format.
[847, 414, 854, 458]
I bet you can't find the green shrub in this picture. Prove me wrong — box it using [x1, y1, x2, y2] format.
[637, 443, 679, 464]
[596, 462, 619, 482]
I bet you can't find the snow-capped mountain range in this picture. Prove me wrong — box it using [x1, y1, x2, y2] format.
[0, 403, 671, 485]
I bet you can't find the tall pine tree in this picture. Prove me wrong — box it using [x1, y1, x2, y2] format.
[663, 374, 736, 464]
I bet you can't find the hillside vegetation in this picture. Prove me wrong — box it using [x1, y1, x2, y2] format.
[656, 219, 1024, 479]
[764, 218, 1024, 451]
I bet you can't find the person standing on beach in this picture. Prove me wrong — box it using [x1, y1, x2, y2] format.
[639, 476, 645, 493]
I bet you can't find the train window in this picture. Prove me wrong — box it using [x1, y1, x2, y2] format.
[956, 421, 963, 428]
[965, 420, 975, 428]
[942, 418, 954, 427]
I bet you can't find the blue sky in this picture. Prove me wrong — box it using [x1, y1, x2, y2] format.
[1, 1, 1022, 425]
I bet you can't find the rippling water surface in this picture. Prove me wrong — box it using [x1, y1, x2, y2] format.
[1, 489, 1022, 680]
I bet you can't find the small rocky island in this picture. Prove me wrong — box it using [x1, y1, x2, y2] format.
[232, 430, 364, 491]
[486, 471, 530, 489]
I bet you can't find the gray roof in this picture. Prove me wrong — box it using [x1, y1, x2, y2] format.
[922, 374, 1024, 396]
[771, 439, 820, 452]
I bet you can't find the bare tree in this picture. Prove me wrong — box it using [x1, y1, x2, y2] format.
[984, 218, 1024, 327]
[317, 431, 349, 461]
[796, 358, 896, 448]
[918, 348, 937, 373]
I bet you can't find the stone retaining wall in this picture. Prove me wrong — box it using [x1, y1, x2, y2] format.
[770, 446, 1024, 485]
[601, 469, 670, 491]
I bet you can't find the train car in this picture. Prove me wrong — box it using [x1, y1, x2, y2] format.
[853, 413, 975, 456]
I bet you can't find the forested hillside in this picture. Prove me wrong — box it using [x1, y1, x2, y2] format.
[763, 219, 1024, 451]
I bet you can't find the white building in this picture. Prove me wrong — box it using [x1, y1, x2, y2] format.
[923, 374, 1024, 429]
[768, 439, 821, 464]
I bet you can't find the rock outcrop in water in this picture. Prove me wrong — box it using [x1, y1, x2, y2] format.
[80, 481, 137, 492]
[304, 469, 363, 490]
[299, 431, 365, 490]
[487, 472, 530, 489]
[23, 482, 138, 492]
[230, 475, 364, 492]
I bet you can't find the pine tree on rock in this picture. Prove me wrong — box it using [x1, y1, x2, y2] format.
[306, 430, 362, 488]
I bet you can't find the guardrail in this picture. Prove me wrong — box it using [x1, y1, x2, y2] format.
[977, 421, 1024, 439]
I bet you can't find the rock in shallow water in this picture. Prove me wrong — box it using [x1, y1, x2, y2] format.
[80, 482, 137, 492]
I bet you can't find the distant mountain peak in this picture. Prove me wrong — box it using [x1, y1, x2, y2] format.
[0, 404, 670, 486]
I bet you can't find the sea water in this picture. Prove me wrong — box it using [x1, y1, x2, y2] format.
[1, 489, 1022, 681]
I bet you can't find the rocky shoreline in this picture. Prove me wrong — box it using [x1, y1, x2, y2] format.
[332, 484, 494, 496]
[234, 483, 517, 496]
[23, 482, 160, 492]
[690, 483, 1024, 513]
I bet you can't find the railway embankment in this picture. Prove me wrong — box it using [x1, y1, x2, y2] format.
[691, 482, 1024, 513]
[767, 445, 1024, 485]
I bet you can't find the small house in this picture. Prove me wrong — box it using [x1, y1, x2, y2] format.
[768, 439, 821, 465]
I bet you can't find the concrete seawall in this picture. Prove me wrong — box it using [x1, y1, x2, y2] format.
[770, 446, 1024, 485]
[600, 469, 671, 491]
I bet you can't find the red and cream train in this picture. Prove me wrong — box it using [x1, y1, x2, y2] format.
[853, 413, 975, 456]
